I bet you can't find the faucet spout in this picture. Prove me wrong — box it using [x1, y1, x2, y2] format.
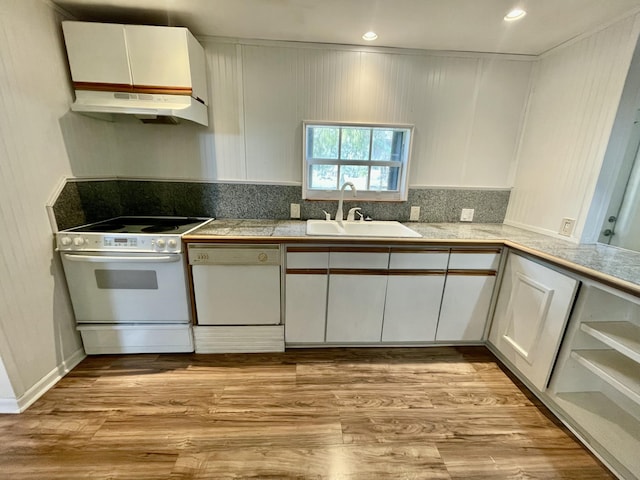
[336, 182, 357, 223]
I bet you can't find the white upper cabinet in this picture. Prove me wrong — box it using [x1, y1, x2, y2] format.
[125, 25, 192, 90]
[62, 22, 131, 86]
[62, 21, 208, 104]
[125, 25, 207, 102]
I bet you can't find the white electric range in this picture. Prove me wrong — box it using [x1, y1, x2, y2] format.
[57, 216, 212, 354]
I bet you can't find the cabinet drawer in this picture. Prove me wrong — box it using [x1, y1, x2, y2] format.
[389, 249, 449, 270]
[448, 249, 501, 270]
[329, 249, 389, 269]
[287, 250, 329, 269]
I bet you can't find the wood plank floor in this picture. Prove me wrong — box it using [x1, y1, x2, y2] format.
[0, 347, 615, 479]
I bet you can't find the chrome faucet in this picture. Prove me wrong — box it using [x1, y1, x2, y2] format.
[336, 181, 357, 223]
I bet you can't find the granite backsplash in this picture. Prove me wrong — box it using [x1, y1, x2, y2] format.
[52, 179, 510, 231]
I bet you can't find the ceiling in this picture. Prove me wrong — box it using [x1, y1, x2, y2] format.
[52, 0, 640, 55]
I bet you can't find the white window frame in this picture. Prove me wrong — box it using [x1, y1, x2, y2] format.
[302, 121, 414, 201]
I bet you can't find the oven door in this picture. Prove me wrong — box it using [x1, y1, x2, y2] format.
[61, 251, 190, 324]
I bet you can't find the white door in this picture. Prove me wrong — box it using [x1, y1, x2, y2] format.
[284, 248, 329, 343]
[125, 25, 192, 90]
[489, 253, 579, 391]
[437, 273, 496, 341]
[325, 249, 389, 343]
[62, 22, 132, 86]
[326, 273, 388, 342]
[382, 274, 445, 341]
[382, 249, 449, 342]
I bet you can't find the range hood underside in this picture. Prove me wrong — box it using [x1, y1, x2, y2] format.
[71, 90, 208, 126]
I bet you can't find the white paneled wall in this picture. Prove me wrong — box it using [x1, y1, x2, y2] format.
[241, 44, 533, 186]
[116, 39, 533, 187]
[505, 14, 640, 240]
[0, 0, 92, 407]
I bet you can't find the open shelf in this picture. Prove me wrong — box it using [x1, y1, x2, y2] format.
[571, 350, 640, 405]
[553, 391, 640, 478]
[581, 322, 640, 364]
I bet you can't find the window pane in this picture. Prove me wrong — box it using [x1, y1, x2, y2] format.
[339, 165, 369, 190]
[340, 128, 371, 160]
[370, 166, 400, 191]
[309, 164, 338, 189]
[309, 127, 339, 159]
[371, 129, 394, 161]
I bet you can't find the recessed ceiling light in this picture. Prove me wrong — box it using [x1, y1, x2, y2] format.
[504, 8, 526, 21]
[362, 31, 378, 41]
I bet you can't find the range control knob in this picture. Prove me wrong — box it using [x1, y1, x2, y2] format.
[73, 237, 85, 247]
[167, 239, 178, 249]
[156, 239, 166, 249]
[60, 237, 72, 246]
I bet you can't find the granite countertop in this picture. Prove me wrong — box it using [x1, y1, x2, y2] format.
[185, 219, 640, 296]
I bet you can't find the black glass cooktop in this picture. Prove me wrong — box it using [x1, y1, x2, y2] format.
[68, 216, 210, 235]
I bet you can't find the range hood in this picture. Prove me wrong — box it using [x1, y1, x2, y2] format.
[71, 90, 208, 125]
[62, 21, 209, 126]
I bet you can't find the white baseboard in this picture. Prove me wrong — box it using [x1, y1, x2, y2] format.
[0, 398, 20, 414]
[0, 348, 86, 414]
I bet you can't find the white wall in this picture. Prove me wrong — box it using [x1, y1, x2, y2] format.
[0, 0, 117, 411]
[505, 14, 640, 240]
[113, 39, 533, 188]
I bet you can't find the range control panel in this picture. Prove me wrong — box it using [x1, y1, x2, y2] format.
[56, 233, 181, 253]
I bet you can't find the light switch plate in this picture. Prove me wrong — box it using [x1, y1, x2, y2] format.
[290, 203, 301, 219]
[559, 217, 575, 236]
[409, 206, 420, 221]
[460, 208, 474, 222]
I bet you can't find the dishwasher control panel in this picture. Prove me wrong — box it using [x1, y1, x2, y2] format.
[188, 245, 281, 266]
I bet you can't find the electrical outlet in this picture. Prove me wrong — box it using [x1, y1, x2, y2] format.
[559, 217, 575, 236]
[290, 203, 301, 219]
[460, 208, 474, 222]
[409, 206, 420, 222]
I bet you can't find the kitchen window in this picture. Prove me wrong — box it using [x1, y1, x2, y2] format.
[303, 122, 413, 201]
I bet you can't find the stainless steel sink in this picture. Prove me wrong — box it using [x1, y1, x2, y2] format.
[306, 220, 422, 238]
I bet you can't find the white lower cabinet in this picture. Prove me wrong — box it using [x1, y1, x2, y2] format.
[437, 273, 496, 341]
[436, 248, 501, 342]
[326, 273, 388, 342]
[284, 245, 505, 345]
[488, 251, 579, 391]
[382, 274, 445, 341]
[382, 248, 448, 342]
[284, 248, 329, 343]
[325, 248, 389, 343]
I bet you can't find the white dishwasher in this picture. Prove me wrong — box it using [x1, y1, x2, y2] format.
[188, 244, 281, 325]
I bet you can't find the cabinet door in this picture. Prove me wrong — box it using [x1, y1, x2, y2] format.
[382, 273, 445, 342]
[285, 249, 329, 344]
[488, 253, 579, 391]
[125, 25, 192, 90]
[285, 273, 327, 343]
[437, 273, 496, 341]
[62, 22, 132, 86]
[326, 273, 388, 342]
[383, 248, 448, 342]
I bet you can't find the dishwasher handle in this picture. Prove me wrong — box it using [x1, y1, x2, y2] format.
[63, 253, 181, 263]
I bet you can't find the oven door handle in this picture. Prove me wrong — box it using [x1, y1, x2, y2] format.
[62, 254, 181, 263]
